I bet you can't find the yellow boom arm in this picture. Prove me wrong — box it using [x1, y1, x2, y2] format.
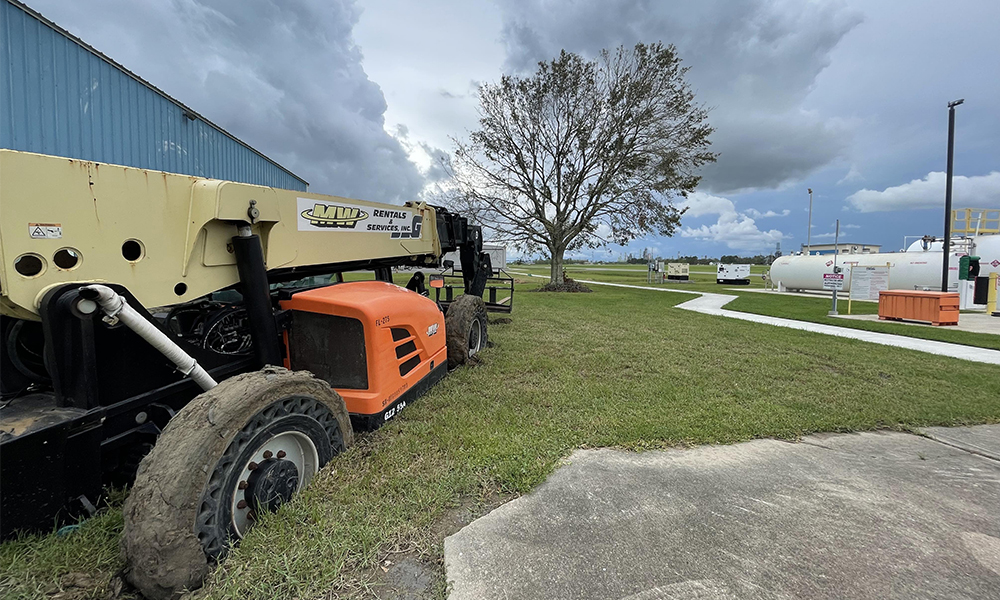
[0, 150, 446, 319]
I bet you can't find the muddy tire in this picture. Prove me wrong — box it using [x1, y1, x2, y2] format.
[445, 294, 488, 369]
[122, 367, 353, 600]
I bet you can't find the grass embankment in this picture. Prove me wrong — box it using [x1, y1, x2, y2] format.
[510, 263, 1000, 351]
[4, 280, 1000, 599]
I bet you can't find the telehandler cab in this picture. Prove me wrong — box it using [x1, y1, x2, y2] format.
[0, 149, 513, 598]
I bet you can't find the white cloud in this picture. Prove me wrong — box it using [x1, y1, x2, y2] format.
[745, 208, 791, 218]
[837, 164, 863, 185]
[681, 192, 736, 217]
[846, 171, 1000, 213]
[679, 192, 786, 251]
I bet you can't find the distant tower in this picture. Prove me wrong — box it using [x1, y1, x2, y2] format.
[774, 242, 782, 257]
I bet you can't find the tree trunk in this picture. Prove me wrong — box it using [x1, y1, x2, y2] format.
[550, 248, 565, 285]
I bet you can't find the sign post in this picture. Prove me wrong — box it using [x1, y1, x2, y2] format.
[845, 261, 858, 314]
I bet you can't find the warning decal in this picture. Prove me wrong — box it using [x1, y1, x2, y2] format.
[29, 223, 62, 239]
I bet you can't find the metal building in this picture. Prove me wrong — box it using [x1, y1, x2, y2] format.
[799, 243, 882, 256]
[1, 0, 308, 191]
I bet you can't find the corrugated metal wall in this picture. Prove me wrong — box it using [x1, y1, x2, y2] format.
[0, 0, 308, 191]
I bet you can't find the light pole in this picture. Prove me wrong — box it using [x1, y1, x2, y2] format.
[829, 219, 841, 316]
[941, 99, 964, 292]
[806, 188, 813, 255]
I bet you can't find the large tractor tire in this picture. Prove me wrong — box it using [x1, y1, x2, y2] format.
[445, 294, 488, 369]
[122, 367, 353, 600]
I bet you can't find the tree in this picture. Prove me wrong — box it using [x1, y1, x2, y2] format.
[452, 42, 715, 285]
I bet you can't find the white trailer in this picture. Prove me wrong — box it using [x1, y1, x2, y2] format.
[717, 264, 751, 285]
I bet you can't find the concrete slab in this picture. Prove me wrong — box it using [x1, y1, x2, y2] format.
[836, 313, 1000, 336]
[919, 424, 1000, 461]
[445, 430, 1000, 600]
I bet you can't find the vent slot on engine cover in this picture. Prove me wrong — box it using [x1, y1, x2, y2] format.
[395, 340, 417, 359]
[399, 355, 420, 377]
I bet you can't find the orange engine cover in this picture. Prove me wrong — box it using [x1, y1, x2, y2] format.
[279, 281, 447, 430]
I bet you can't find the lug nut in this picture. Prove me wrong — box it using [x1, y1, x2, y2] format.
[248, 461, 258, 471]
[263, 451, 273, 459]
[276, 450, 286, 459]
[238, 480, 248, 490]
[237, 500, 247, 509]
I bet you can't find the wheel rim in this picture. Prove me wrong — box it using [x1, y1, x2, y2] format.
[229, 431, 319, 538]
[468, 316, 483, 357]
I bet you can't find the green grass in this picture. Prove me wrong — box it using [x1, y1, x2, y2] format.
[4, 280, 1000, 599]
[726, 293, 1000, 351]
[0, 491, 126, 599]
[509, 263, 1000, 351]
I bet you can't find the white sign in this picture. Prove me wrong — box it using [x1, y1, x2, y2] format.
[823, 273, 845, 290]
[296, 198, 421, 238]
[29, 223, 62, 239]
[849, 266, 890, 301]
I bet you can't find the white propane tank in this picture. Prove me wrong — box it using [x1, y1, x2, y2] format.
[769, 235, 999, 293]
[770, 251, 960, 293]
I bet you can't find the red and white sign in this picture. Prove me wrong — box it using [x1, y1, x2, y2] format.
[823, 273, 845, 290]
[991, 259, 1000, 268]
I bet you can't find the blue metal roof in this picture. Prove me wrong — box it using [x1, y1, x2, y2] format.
[1, 0, 308, 191]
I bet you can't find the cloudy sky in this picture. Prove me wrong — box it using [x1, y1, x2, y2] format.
[28, 0, 1000, 258]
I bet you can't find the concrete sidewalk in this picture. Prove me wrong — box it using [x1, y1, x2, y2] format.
[445, 425, 1000, 600]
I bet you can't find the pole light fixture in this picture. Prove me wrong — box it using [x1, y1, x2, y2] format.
[806, 188, 813, 255]
[941, 99, 964, 292]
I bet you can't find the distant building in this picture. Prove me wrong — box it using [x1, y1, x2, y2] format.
[800, 243, 881, 256]
[1, 0, 307, 191]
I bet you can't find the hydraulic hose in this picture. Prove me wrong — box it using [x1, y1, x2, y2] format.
[77, 284, 218, 391]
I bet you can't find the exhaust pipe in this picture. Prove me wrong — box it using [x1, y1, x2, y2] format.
[77, 285, 218, 391]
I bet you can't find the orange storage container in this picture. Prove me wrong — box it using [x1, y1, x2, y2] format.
[878, 290, 959, 326]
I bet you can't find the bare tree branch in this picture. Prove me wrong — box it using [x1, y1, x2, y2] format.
[452, 43, 715, 283]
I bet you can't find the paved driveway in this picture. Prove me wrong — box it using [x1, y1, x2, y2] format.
[445, 426, 1000, 600]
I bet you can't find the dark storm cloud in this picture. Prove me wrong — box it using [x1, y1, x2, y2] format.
[495, 0, 863, 194]
[28, 0, 424, 202]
